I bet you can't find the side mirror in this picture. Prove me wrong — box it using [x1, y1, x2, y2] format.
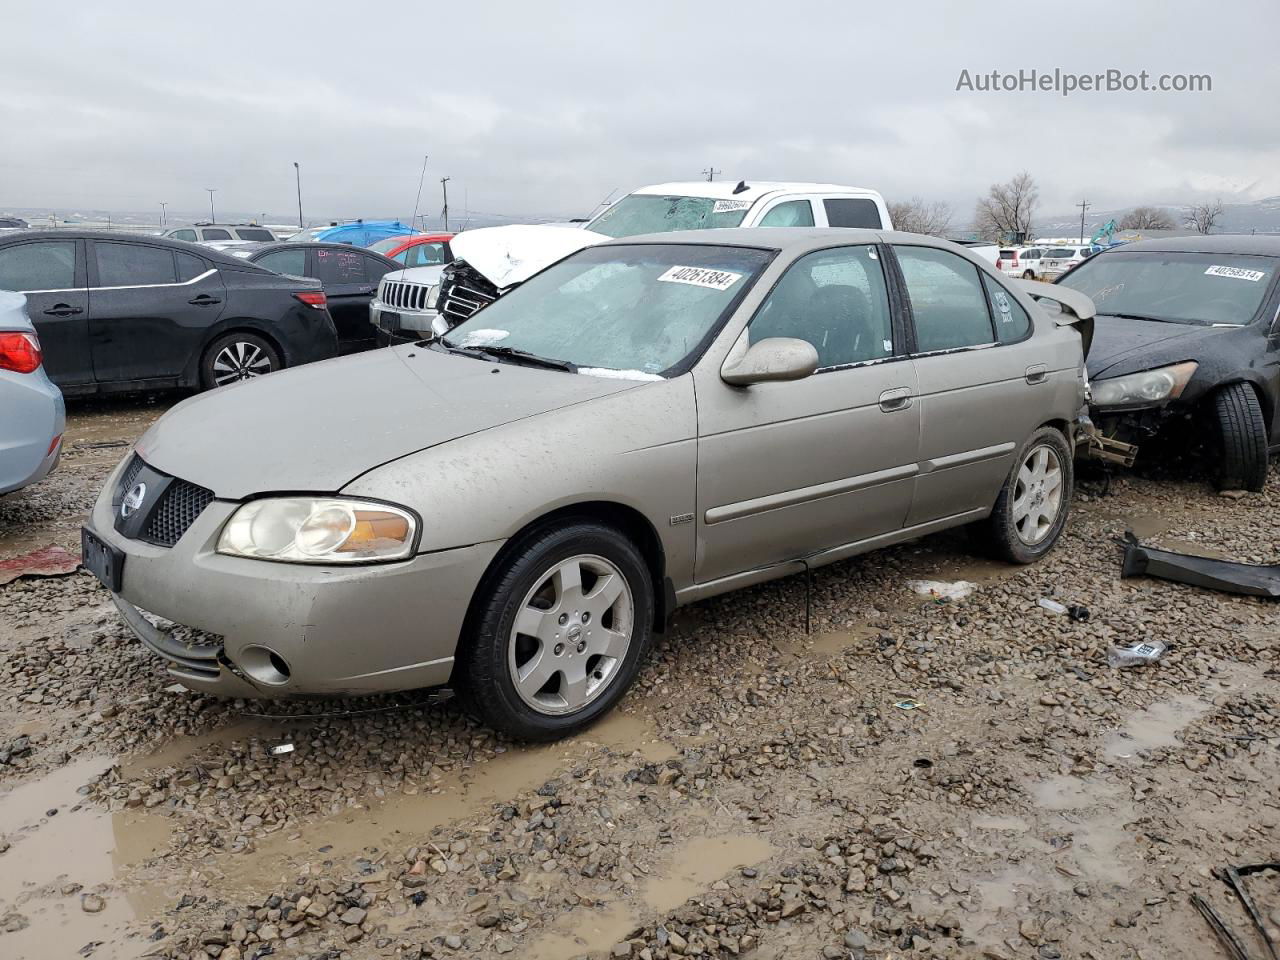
[721, 337, 819, 386]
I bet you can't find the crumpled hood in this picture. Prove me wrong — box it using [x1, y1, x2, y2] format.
[136, 346, 638, 499]
[450, 224, 609, 287]
[1086, 315, 1227, 378]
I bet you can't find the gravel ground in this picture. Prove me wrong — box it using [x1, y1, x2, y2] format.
[1, 395, 1278, 960]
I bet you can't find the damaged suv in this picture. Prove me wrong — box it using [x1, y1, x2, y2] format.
[85, 228, 1089, 740]
[1058, 235, 1280, 491]
[372, 181, 893, 341]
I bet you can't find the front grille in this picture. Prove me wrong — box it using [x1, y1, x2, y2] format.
[381, 279, 432, 312]
[437, 261, 498, 326]
[144, 480, 215, 547]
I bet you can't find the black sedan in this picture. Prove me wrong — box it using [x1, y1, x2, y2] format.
[234, 242, 398, 353]
[0, 231, 339, 394]
[1059, 235, 1280, 491]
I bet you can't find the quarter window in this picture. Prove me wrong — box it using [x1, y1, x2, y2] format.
[405, 242, 446, 267]
[758, 200, 815, 228]
[176, 251, 207, 281]
[981, 274, 1031, 342]
[234, 228, 274, 241]
[364, 255, 394, 281]
[171, 229, 198, 242]
[95, 242, 177, 287]
[823, 198, 883, 229]
[201, 228, 232, 241]
[894, 245, 995, 352]
[749, 245, 893, 369]
[256, 249, 307, 277]
[0, 241, 77, 291]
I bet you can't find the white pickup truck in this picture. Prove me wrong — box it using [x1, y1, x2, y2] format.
[369, 180, 893, 343]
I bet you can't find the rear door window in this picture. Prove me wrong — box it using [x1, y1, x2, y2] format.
[256, 248, 308, 277]
[171, 229, 198, 242]
[823, 198, 883, 229]
[94, 242, 177, 287]
[894, 245, 995, 352]
[234, 228, 274, 241]
[0, 240, 77, 291]
[405, 242, 446, 268]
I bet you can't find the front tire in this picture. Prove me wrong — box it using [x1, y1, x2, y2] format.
[1210, 382, 1268, 492]
[200, 332, 281, 389]
[457, 522, 654, 741]
[1022, 269, 1035, 280]
[984, 426, 1073, 564]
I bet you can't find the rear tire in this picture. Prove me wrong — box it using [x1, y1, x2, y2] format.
[456, 522, 654, 741]
[984, 426, 1073, 564]
[1022, 269, 1035, 280]
[200, 332, 281, 389]
[1210, 382, 1268, 492]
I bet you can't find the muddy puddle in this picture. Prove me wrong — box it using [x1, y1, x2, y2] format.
[214, 709, 675, 892]
[525, 834, 775, 960]
[0, 754, 172, 960]
[1104, 694, 1210, 758]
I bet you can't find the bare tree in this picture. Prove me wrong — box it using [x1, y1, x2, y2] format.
[1119, 205, 1175, 231]
[887, 197, 954, 236]
[973, 172, 1038, 243]
[1183, 199, 1224, 235]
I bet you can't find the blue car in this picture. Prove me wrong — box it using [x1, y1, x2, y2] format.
[0, 290, 65, 494]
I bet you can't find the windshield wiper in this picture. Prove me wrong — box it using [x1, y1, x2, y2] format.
[437, 338, 575, 372]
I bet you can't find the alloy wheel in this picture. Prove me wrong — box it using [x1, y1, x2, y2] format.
[507, 553, 634, 716]
[212, 340, 273, 385]
[1012, 444, 1064, 545]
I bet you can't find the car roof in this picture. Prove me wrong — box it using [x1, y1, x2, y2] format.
[0, 229, 270, 268]
[246, 240, 399, 265]
[603, 226, 961, 255]
[628, 181, 883, 201]
[1107, 234, 1280, 256]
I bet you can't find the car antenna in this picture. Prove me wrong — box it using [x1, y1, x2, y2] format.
[732, 180, 749, 195]
[409, 154, 430, 234]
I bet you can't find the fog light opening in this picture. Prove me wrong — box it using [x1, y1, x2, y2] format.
[239, 645, 292, 686]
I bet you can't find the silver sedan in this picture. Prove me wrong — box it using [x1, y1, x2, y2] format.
[83, 229, 1092, 740]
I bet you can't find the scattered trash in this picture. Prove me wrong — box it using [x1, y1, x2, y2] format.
[0, 545, 80, 586]
[893, 698, 925, 711]
[1067, 605, 1090, 622]
[912, 758, 933, 768]
[907, 579, 976, 601]
[270, 742, 295, 756]
[162, 683, 188, 694]
[1219, 862, 1280, 960]
[1119, 532, 1280, 598]
[1038, 598, 1068, 615]
[1107, 640, 1168, 668]
[1192, 893, 1252, 960]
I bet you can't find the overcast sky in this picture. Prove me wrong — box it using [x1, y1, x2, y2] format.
[2, 0, 1277, 225]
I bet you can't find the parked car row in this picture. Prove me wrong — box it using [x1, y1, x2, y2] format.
[997, 243, 1096, 281]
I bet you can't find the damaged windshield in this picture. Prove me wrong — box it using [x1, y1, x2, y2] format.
[441, 243, 772, 377]
[1061, 251, 1278, 326]
[587, 194, 754, 238]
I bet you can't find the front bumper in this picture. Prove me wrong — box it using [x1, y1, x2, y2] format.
[369, 299, 438, 341]
[90, 460, 503, 698]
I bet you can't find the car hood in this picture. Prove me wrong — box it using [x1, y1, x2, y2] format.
[1086, 315, 1231, 378]
[450, 224, 609, 288]
[135, 346, 640, 500]
[384, 264, 446, 285]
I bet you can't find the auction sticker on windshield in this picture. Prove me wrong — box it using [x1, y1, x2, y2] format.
[657, 265, 744, 291]
[712, 199, 751, 213]
[1205, 265, 1267, 282]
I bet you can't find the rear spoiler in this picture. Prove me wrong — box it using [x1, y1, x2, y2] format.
[1012, 279, 1095, 323]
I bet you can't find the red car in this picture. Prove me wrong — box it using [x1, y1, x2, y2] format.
[369, 233, 455, 269]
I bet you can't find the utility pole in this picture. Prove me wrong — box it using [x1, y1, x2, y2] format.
[205, 188, 217, 223]
[702, 166, 721, 182]
[293, 162, 303, 228]
[159, 202, 167, 226]
[1077, 198, 1090, 244]
[440, 177, 451, 232]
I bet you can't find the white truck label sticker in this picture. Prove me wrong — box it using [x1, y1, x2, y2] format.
[657, 265, 743, 291]
[1205, 265, 1265, 282]
[712, 199, 752, 213]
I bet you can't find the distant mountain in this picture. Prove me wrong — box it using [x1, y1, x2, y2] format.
[1036, 196, 1280, 238]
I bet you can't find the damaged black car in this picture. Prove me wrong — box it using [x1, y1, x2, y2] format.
[1058, 235, 1280, 491]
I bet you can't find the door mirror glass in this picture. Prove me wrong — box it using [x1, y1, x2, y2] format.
[721, 337, 818, 386]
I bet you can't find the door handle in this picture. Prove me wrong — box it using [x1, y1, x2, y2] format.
[878, 387, 913, 412]
[43, 304, 83, 317]
[1024, 363, 1048, 385]
[188, 295, 222, 306]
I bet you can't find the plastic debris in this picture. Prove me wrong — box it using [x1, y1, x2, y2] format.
[1038, 598, 1068, 614]
[270, 742, 295, 756]
[1067, 605, 1090, 622]
[1107, 640, 1168, 668]
[893, 698, 924, 711]
[1120, 531, 1280, 598]
[906, 580, 976, 601]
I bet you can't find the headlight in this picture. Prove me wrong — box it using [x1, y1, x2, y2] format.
[217, 497, 417, 563]
[1091, 361, 1198, 407]
[425, 283, 440, 310]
